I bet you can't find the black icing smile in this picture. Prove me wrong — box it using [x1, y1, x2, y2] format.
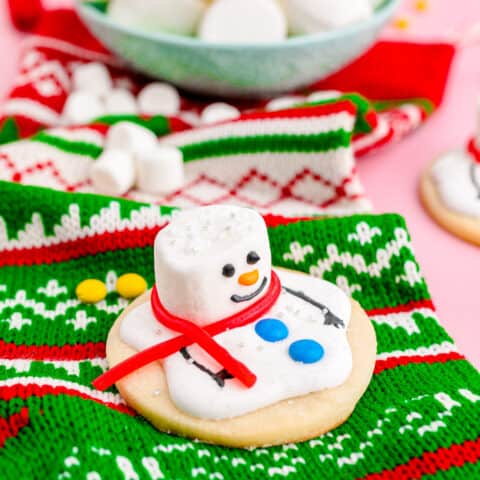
[231, 276, 268, 303]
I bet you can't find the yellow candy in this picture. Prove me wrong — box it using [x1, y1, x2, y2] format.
[116, 273, 147, 299]
[393, 17, 410, 30]
[76, 279, 107, 304]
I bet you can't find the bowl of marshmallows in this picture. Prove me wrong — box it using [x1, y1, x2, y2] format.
[77, 0, 399, 98]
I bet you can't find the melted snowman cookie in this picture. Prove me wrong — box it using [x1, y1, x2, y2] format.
[421, 149, 480, 246]
[99, 205, 376, 447]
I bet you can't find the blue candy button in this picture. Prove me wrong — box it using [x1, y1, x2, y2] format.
[255, 318, 289, 343]
[289, 339, 324, 364]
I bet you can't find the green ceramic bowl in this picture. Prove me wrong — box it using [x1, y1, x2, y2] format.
[76, 0, 400, 98]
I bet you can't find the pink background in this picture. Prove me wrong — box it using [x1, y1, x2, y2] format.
[0, 0, 479, 368]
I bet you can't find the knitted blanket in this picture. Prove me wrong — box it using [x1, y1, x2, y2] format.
[1, 180, 479, 479]
[0, 8, 455, 217]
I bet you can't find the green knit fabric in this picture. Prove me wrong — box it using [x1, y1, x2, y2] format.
[0, 181, 479, 480]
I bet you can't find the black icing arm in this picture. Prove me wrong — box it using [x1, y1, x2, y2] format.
[282, 286, 345, 329]
[469, 162, 480, 198]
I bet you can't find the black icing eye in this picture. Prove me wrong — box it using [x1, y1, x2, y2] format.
[222, 264, 235, 278]
[247, 251, 260, 265]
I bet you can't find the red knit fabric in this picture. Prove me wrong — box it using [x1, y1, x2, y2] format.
[314, 41, 456, 107]
[467, 137, 480, 164]
[7, 0, 44, 32]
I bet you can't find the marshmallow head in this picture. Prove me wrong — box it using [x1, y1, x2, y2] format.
[154, 206, 272, 325]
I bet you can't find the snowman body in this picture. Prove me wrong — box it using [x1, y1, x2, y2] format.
[120, 206, 352, 420]
[431, 150, 480, 218]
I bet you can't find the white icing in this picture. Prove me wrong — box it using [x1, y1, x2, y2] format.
[154, 206, 272, 325]
[120, 268, 352, 420]
[431, 150, 480, 219]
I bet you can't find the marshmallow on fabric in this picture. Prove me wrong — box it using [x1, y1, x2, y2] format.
[285, 0, 372, 34]
[198, 0, 287, 44]
[307, 90, 342, 103]
[137, 83, 181, 117]
[154, 206, 272, 325]
[90, 149, 136, 196]
[72, 62, 113, 96]
[136, 145, 185, 194]
[265, 95, 306, 111]
[179, 111, 202, 127]
[108, 0, 207, 36]
[201, 102, 241, 125]
[105, 121, 158, 156]
[62, 91, 105, 125]
[104, 88, 138, 115]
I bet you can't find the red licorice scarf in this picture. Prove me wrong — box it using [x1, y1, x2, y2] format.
[467, 137, 480, 164]
[93, 271, 282, 391]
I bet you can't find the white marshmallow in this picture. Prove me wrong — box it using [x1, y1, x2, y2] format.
[285, 0, 372, 35]
[201, 102, 241, 124]
[104, 88, 138, 115]
[307, 90, 342, 103]
[198, 0, 287, 44]
[137, 83, 181, 117]
[265, 95, 305, 112]
[154, 206, 272, 325]
[106, 121, 158, 156]
[62, 91, 105, 125]
[179, 111, 202, 127]
[90, 149, 136, 196]
[72, 62, 113, 96]
[136, 145, 185, 194]
[108, 0, 207, 36]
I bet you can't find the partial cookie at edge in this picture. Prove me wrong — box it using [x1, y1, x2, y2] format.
[420, 160, 480, 247]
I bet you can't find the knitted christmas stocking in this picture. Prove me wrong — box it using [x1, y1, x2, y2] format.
[0, 181, 479, 479]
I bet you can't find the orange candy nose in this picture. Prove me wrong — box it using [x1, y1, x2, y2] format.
[238, 269, 259, 286]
